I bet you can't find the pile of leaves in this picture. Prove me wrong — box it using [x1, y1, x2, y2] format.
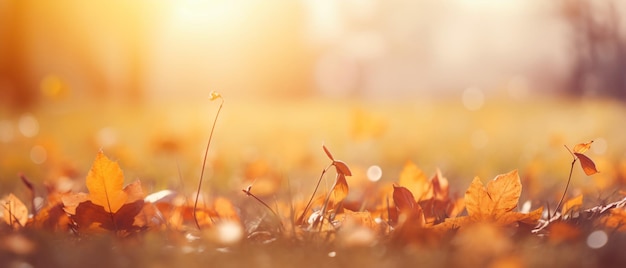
[3, 139, 626, 267]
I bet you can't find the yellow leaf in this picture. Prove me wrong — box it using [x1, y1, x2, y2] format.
[573, 140, 593, 154]
[561, 194, 583, 215]
[398, 161, 433, 201]
[465, 170, 521, 220]
[209, 91, 222, 101]
[86, 151, 128, 213]
[2, 194, 28, 228]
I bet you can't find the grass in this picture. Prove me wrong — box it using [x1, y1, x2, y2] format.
[2, 94, 626, 267]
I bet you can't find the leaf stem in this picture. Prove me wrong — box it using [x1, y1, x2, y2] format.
[242, 188, 285, 232]
[194, 97, 223, 230]
[297, 162, 333, 224]
[555, 145, 577, 217]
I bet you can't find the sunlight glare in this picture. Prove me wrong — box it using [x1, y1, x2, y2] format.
[30, 145, 47, 164]
[587, 230, 608, 249]
[367, 165, 382, 182]
[462, 87, 484, 111]
[18, 114, 39, 138]
[592, 138, 607, 155]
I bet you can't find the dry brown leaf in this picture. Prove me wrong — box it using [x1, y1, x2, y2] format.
[431, 168, 449, 201]
[328, 173, 349, 209]
[393, 185, 417, 211]
[602, 208, 626, 232]
[574, 153, 599, 175]
[333, 160, 352, 176]
[547, 222, 581, 244]
[322, 144, 334, 161]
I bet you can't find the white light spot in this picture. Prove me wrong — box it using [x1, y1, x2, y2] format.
[592, 138, 607, 155]
[520, 200, 532, 213]
[30, 145, 47, 164]
[185, 232, 200, 242]
[587, 230, 608, 249]
[144, 189, 177, 203]
[366, 165, 382, 182]
[328, 251, 337, 257]
[0, 120, 14, 142]
[96, 127, 117, 148]
[216, 221, 243, 245]
[462, 87, 484, 111]
[470, 129, 488, 149]
[18, 114, 39, 138]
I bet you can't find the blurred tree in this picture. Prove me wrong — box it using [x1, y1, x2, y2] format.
[0, 1, 33, 112]
[0, 1, 166, 111]
[560, 0, 626, 100]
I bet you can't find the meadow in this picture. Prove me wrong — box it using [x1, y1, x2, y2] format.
[2, 94, 626, 267]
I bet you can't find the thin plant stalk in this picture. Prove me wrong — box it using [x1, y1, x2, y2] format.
[193, 96, 223, 230]
[554, 145, 577, 217]
[297, 162, 333, 224]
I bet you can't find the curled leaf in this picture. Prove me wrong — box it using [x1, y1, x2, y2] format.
[574, 153, 599, 175]
[209, 91, 222, 101]
[328, 173, 349, 207]
[333, 160, 352, 176]
[392, 185, 417, 211]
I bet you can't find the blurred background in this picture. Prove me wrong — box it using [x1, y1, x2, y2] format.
[1, 0, 626, 204]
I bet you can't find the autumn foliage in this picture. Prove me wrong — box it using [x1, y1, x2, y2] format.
[2, 140, 625, 267]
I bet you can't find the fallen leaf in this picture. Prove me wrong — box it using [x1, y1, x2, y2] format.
[398, 161, 432, 201]
[461, 170, 541, 227]
[392, 185, 425, 227]
[465, 170, 521, 221]
[1, 194, 28, 228]
[602, 208, 626, 232]
[392, 185, 417, 211]
[561, 194, 583, 215]
[547, 222, 581, 244]
[85, 151, 128, 213]
[431, 169, 449, 201]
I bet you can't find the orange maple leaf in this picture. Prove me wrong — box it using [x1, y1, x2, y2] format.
[398, 161, 433, 201]
[86, 151, 128, 213]
[61, 152, 147, 234]
[445, 170, 542, 228]
[465, 170, 522, 220]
